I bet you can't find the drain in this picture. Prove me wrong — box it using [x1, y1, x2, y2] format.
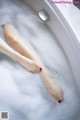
[38, 9, 49, 22]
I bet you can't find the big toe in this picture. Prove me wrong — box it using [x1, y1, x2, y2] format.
[35, 63, 42, 72]
[35, 66, 42, 73]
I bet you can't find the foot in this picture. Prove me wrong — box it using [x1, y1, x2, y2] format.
[19, 55, 42, 73]
[40, 69, 64, 103]
[48, 80, 64, 103]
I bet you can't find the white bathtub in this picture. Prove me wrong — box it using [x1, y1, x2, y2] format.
[25, 0, 80, 119]
[26, 0, 80, 93]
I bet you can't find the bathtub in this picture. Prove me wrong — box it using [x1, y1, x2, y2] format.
[25, 0, 80, 119]
[26, 0, 80, 93]
[0, 0, 80, 120]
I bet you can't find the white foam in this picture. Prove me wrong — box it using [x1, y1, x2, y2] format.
[0, 0, 80, 120]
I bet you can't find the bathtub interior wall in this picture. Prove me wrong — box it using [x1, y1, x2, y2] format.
[25, 0, 80, 92]
[0, 0, 80, 120]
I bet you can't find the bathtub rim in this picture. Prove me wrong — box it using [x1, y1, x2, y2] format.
[24, 0, 80, 92]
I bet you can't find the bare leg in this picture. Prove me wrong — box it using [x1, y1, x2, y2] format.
[3, 23, 64, 103]
[0, 38, 41, 73]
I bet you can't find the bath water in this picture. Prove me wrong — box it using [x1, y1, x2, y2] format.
[0, 0, 80, 120]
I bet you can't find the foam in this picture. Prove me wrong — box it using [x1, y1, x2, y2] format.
[0, 0, 80, 120]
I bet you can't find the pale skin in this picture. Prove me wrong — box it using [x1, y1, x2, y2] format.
[2, 23, 64, 103]
[0, 38, 41, 73]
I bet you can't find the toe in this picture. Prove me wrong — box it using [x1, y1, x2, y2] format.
[40, 67, 42, 72]
[58, 98, 64, 103]
[35, 66, 42, 73]
[58, 100, 62, 103]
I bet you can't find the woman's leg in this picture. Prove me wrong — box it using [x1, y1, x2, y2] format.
[3, 23, 64, 103]
[0, 37, 41, 73]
